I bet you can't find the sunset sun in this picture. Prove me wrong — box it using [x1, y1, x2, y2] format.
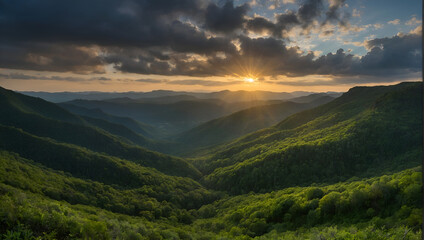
[244, 77, 256, 83]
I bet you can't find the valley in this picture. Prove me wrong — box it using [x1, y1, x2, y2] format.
[0, 82, 422, 239]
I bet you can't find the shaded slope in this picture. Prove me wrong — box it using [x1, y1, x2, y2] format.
[64, 98, 286, 134]
[108, 94, 201, 104]
[0, 87, 83, 124]
[176, 96, 334, 149]
[81, 115, 154, 146]
[288, 93, 341, 103]
[197, 82, 422, 194]
[59, 102, 156, 137]
[0, 87, 200, 178]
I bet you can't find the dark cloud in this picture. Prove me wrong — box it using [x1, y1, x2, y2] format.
[205, 0, 249, 33]
[0, 0, 420, 85]
[323, 0, 350, 27]
[107, 29, 422, 79]
[0, 0, 204, 47]
[246, 11, 299, 38]
[245, 17, 277, 34]
[246, 0, 351, 38]
[0, 42, 104, 73]
[0, 73, 88, 82]
[297, 0, 324, 29]
[246, 0, 324, 38]
[0, 0, 233, 72]
[361, 32, 422, 70]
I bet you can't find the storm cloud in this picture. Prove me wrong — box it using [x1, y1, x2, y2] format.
[205, 0, 250, 33]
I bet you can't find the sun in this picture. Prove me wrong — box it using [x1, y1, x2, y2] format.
[244, 77, 256, 83]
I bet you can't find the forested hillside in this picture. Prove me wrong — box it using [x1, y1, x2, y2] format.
[0, 156, 421, 239]
[0, 87, 200, 178]
[197, 82, 422, 194]
[0, 82, 421, 239]
[175, 96, 334, 149]
[59, 103, 157, 137]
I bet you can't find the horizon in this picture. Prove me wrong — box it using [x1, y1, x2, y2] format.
[13, 80, 418, 94]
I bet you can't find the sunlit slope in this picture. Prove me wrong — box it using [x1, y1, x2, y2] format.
[176, 96, 334, 149]
[0, 150, 218, 215]
[1, 155, 420, 239]
[0, 87, 200, 178]
[198, 82, 422, 194]
[192, 167, 422, 238]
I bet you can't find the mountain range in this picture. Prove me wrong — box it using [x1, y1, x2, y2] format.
[0, 82, 421, 239]
[21, 89, 341, 103]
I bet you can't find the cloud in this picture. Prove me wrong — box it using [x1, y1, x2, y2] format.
[0, 0, 235, 73]
[0, 42, 104, 73]
[406, 16, 422, 26]
[246, 0, 351, 38]
[237, 29, 422, 78]
[0, 73, 88, 81]
[388, 19, 400, 25]
[324, 0, 350, 27]
[352, 9, 360, 17]
[361, 29, 422, 72]
[0, 0, 420, 86]
[205, 1, 249, 33]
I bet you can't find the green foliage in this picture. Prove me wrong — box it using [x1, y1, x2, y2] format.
[0, 150, 219, 214]
[199, 82, 422, 194]
[0, 88, 200, 179]
[0, 83, 421, 239]
[190, 167, 422, 238]
[2, 167, 419, 239]
[306, 188, 324, 200]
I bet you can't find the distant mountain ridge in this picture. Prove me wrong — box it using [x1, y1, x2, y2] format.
[175, 96, 335, 151]
[21, 89, 341, 103]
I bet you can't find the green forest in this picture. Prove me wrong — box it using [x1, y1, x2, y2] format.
[0, 82, 422, 239]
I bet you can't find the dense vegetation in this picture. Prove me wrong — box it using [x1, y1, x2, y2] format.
[190, 167, 422, 238]
[0, 157, 421, 239]
[0, 87, 199, 178]
[197, 82, 422, 194]
[0, 82, 421, 239]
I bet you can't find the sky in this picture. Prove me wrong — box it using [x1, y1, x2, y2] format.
[0, 0, 422, 92]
